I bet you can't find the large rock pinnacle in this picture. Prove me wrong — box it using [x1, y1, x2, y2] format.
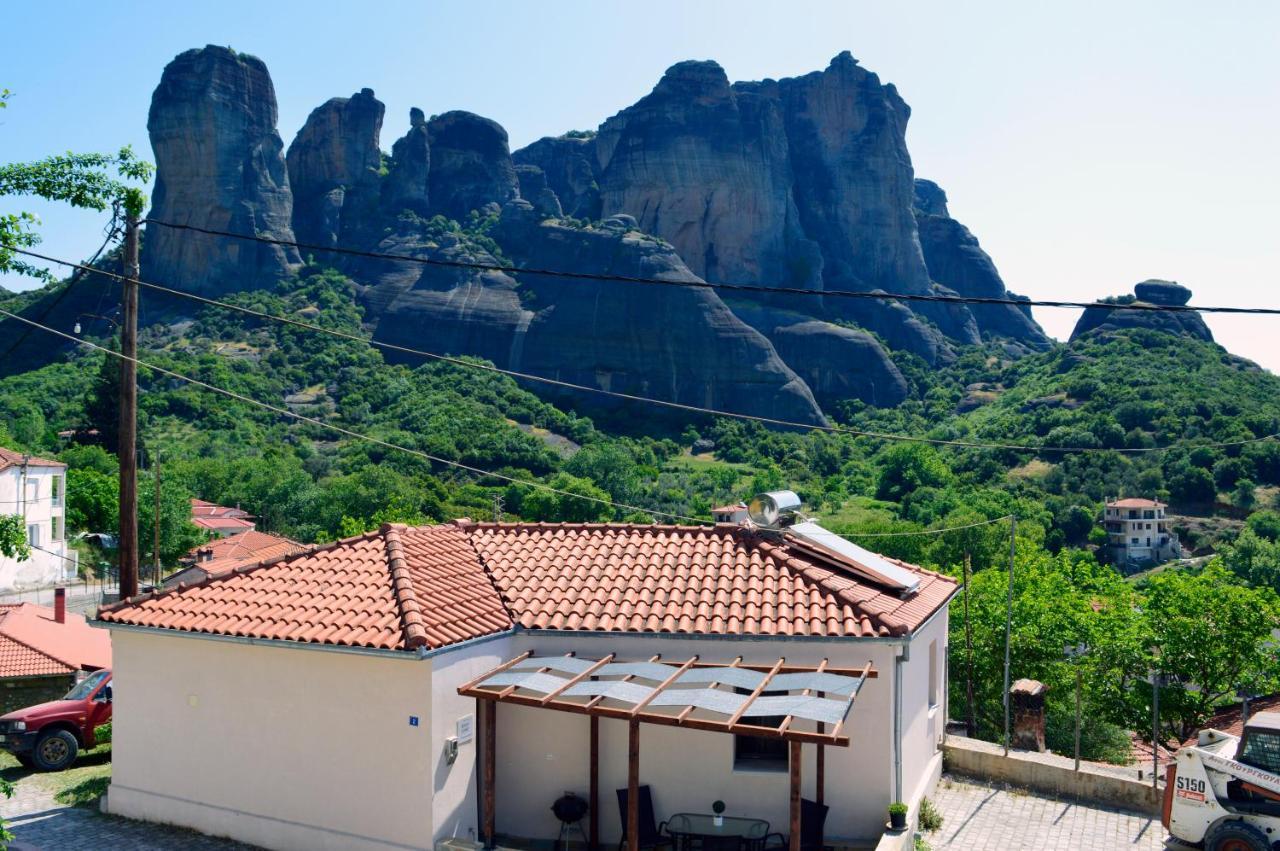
[144, 45, 300, 295]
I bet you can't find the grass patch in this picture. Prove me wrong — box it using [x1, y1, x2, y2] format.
[0, 742, 112, 807]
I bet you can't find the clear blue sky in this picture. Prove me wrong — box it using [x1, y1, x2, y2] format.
[4, 1, 1278, 367]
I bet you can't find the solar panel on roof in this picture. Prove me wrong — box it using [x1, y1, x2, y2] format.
[787, 520, 921, 593]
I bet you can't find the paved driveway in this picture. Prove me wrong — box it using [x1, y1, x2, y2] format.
[0, 773, 256, 850]
[928, 775, 1182, 850]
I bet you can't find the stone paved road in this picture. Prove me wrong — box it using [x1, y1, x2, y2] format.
[0, 773, 256, 850]
[928, 775, 1185, 850]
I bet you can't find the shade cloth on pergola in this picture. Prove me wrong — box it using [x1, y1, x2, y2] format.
[458, 652, 878, 851]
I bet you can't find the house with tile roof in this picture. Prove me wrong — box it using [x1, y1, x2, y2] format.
[0, 447, 74, 591]
[0, 594, 111, 713]
[1103, 497, 1182, 568]
[97, 516, 957, 851]
[167, 530, 305, 588]
[190, 498, 255, 537]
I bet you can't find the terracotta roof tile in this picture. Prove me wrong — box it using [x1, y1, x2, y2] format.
[101, 521, 957, 651]
[0, 447, 65, 472]
[0, 603, 111, 676]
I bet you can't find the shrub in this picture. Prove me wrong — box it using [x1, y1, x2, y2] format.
[918, 796, 944, 832]
[888, 802, 909, 816]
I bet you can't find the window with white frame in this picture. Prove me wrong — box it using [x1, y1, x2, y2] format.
[51, 516, 62, 542]
[929, 639, 939, 708]
[51, 475, 62, 505]
[26, 524, 40, 548]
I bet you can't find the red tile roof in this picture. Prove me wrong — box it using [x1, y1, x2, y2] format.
[193, 516, 256, 533]
[1107, 498, 1163, 508]
[191, 499, 252, 519]
[0, 447, 65, 472]
[0, 603, 111, 677]
[100, 522, 957, 653]
[185, 531, 304, 575]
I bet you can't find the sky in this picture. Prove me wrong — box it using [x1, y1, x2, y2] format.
[3, 1, 1279, 367]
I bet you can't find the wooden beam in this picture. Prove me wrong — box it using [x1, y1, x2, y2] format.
[816, 691, 826, 807]
[687, 660, 877, 678]
[453, 688, 853, 746]
[497, 652, 574, 700]
[458, 650, 533, 693]
[828, 661, 874, 740]
[630, 656, 698, 716]
[590, 714, 599, 851]
[676, 656, 740, 723]
[482, 698, 496, 849]
[584, 654, 661, 711]
[777, 658, 829, 734]
[727, 658, 786, 731]
[789, 740, 802, 851]
[628, 719, 640, 851]
[542, 653, 615, 705]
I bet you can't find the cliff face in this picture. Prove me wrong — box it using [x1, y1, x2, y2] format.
[144, 46, 300, 294]
[1071, 280, 1212, 342]
[138, 46, 1053, 421]
[912, 179, 1050, 348]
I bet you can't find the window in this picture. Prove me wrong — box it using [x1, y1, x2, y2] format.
[26, 524, 40, 548]
[25, 480, 37, 502]
[51, 516, 62, 542]
[733, 688, 788, 772]
[1240, 730, 1280, 774]
[1143, 510, 1155, 520]
[1131, 538, 1139, 545]
[928, 640, 939, 708]
[51, 475, 62, 505]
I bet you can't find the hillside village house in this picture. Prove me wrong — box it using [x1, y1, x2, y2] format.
[0, 448, 74, 591]
[165, 530, 305, 588]
[1103, 497, 1182, 568]
[97, 510, 956, 851]
[0, 591, 112, 712]
[190, 498, 256, 537]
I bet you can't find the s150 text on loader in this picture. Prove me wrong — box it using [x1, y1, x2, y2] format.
[1165, 711, 1280, 850]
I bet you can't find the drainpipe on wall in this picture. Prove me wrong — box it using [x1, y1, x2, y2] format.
[893, 639, 910, 805]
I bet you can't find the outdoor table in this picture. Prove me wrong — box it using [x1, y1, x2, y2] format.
[666, 813, 770, 851]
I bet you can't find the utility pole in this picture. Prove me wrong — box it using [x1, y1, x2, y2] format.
[962, 552, 976, 739]
[1002, 516, 1016, 756]
[152, 447, 162, 588]
[118, 214, 140, 600]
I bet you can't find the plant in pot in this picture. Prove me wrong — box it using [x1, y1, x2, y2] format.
[888, 802, 908, 831]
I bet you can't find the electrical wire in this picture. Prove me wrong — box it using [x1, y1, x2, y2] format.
[8, 244, 1278, 455]
[141, 218, 1280, 317]
[0, 305, 1040, 544]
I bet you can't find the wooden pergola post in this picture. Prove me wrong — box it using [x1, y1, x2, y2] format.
[628, 719, 640, 851]
[483, 698, 496, 850]
[789, 740, 802, 851]
[590, 715, 600, 851]
[816, 691, 826, 807]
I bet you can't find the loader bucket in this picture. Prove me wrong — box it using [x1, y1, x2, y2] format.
[1161, 763, 1176, 829]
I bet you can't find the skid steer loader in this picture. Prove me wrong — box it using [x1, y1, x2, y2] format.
[1165, 711, 1280, 849]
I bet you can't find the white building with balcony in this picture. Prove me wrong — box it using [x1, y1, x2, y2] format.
[0, 447, 75, 591]
[1103, 497, 1182, 568]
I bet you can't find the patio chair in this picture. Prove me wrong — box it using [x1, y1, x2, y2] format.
[762, 798, 829, 851]
[616, 785, 672, 851]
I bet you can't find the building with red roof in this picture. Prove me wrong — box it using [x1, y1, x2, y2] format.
[1103, 496, 1182, 568]
[189, 499, 255, 537]
[98, 515, 956, 849]
[168, 530, 305, 588]
[0, 595, 111, 712]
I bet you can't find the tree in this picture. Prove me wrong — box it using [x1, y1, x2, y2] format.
[518, 474, 612, 523]
[137, 472, 205, 568]
[0, 515, 29, 562]
[1140, 563, 1280, 739]
[875, 444, 952, 502]
[0, 87, 152, 281]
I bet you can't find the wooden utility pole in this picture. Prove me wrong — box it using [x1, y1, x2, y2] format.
[118, 214, 140, 600]
[963, 552, 976, 738]
[152, 447, 162, 588]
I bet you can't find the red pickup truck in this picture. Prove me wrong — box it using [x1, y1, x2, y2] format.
[0, 668, 112, 771]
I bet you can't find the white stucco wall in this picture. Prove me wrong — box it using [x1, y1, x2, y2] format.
[0, 463, 72, 591]
[466, 629, 944, 845]
[105, 628, 435, 851]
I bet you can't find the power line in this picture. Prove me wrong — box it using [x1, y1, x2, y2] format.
[141, 218, 1280, 317]
[0, 304, 708, 525]
[0, 305, 1053, 546]
[9, 244, 1278, 456]
[832, 514, 1014, 539]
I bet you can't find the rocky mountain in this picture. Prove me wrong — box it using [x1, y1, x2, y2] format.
[1070, 280, 1212, 342]
[121, 46, 1052, 420]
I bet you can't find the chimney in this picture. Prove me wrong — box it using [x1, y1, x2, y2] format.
[1009, 678, 1049, 752]
[54, 587, 66, 624]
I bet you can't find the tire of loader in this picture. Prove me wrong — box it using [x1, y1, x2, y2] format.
[1205, 818, 1271, 851]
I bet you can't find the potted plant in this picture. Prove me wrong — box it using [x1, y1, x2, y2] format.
[888, 802, 908, 831]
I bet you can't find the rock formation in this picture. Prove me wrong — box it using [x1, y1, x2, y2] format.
[425, 111, 519, 221]
[286, 88, 385, 249]
[1070, 280, 1212, 342]
[137, 46, 1057, 419]
[912, 179, 1050, 348]
[144, 46, 300, 295]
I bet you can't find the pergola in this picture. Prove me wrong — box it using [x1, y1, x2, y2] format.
[458, 652, 878, 851]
